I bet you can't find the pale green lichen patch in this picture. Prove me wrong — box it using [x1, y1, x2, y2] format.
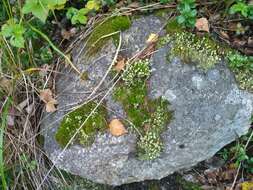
[86, 16, 131, 56]
[159, 32, 225, 70]
[55, 102, 107, 147]
[227, 52, 253, 92]
[113, 59, 173, 160]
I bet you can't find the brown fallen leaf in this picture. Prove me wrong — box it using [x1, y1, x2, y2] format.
[109, 119, 127, 136]
[114, 58, 127, 72]
[61, 28, 77, 40]
[39, 89, 57, 112]
[0, 77, 13, 94]
[146, 33, 159, 44]
[195, 18, 209, 33]
[220, 31, 230, 40]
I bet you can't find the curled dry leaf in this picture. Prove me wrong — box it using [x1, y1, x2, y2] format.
[195, 18, 209, 33]
[146, 33, 159, 44]
[114, 58, 127, 72]
[109, 119, 127, 136]
[0, 77, 13, 94]
[61, 28, 77, 40]
[39, 89, 57, 112]
[220, 31, 230, 40]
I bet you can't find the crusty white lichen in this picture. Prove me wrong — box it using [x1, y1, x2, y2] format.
[159, 32, 224, 71]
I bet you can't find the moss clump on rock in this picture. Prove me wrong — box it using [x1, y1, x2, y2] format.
[165, 19, 184, 34]
[55, 102, 107, 147]
[159, 32, 225, 70]
[113, 59, 173, 160]
[86, 16, 131, 55]
[227, 52, 253, 92]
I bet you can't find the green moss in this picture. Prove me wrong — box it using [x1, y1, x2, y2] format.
[165, 19, 184, 34]
[176, 176, 202, 190]
[159, 32, 225, 71]
[227, 52, 253, 92]
[113, 59, 173, 160]
[55, 102, 107, 147]
[86, 16, 131, 56]
[154, 9, 174, 18]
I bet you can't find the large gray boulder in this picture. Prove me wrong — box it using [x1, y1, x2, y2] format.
[42, 16, 253, 186]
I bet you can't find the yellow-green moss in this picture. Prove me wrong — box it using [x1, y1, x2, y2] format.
[154, 9, 174, 18]
[159, 32, 226, 71]
[113, 59, 173, 160]
[165, 19, 184, 34]
[86, 16, 131, 56]
[55, 102, 107, 147]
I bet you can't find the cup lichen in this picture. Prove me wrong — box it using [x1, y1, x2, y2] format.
[113, 59, 173, 160]
[55, 101, 107, 147]
[85, 16, 131, 56]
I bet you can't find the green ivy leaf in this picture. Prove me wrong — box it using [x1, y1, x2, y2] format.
[47, 0, 67, 10]
[176, 15, 185, 24]
[66, 7, 78, 19]
[72, 14, 87, 25]
[22, 0, 67, 23]
[22, 0, 49, 23]
[1, 20, 25, 48]
[66, 7, 89, 25]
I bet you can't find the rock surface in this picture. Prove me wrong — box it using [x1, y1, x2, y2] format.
[42, 15, 253, 186]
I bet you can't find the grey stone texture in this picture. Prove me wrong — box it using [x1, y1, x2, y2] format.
[42, 16, 253, 186]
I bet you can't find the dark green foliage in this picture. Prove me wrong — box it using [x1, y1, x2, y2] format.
[55, 102, 107, 147]
[218, 127, 253, 174]
[229, 1, 253, 19]
[0, 1, 7, 22]
[66, 7, 89, 25]
[227, 52, 253, 92]
[176, 0, 197, 28]
[1, 19, 25, 48]
[85, 16, 131, 55]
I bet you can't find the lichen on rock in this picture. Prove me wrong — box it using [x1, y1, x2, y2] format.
[159, 32, 224, 70]
[42, 16, 253, 186]
[113, 59, 173, 160]
[55, 101, 107, 147]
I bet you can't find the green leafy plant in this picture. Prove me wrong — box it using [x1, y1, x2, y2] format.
[218, 129, 253, 174]
[66, 7, 89, 25]
[176, 0, 197, 28]
[1, 19, 25, 48]
[227, 52, 253, 92]
[86, 0, 100, 11]
[66, 0, 100, 25]
[22, 0, 67, 23]
[229, 1, 253, 19]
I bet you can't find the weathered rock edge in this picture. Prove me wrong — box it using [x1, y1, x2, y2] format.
[42, 16, 253, 186]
